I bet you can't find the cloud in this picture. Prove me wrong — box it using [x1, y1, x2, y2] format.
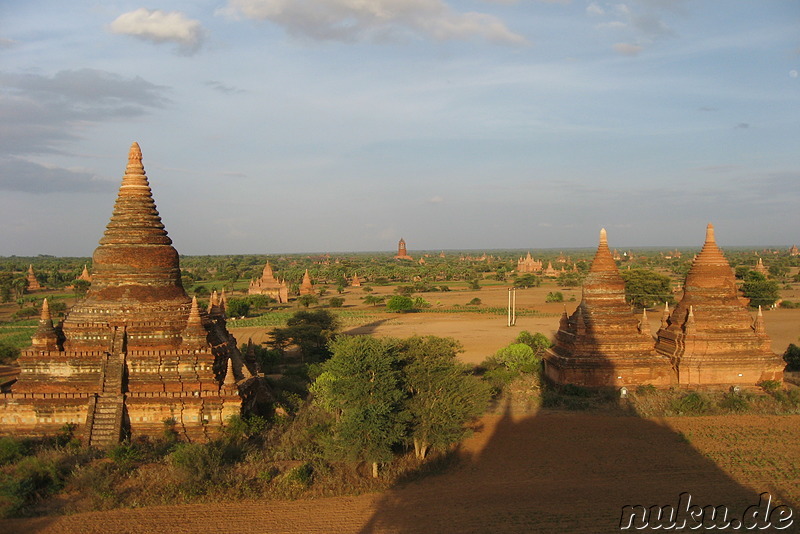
[205, 80, 245, 94]
[427, 195, 444, 203]
[0, 38, 15, 49]
[219, 0, 528, 45]
[109, 8, 206, 55]
[0, 157, 116, 194]
[0, 69, 170, 156]
[612, 42, 643, 56]
[586, 3, 605, 16]
[735, 122, 750, 129]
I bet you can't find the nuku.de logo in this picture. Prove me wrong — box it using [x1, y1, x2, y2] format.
[620, 492, 794, 530]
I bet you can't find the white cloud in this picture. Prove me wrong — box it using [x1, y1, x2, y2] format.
[612, 42, 642, 56]
[219, 0, 528, 45]
[586, 2, 604, 16]
[427, 195, 444, 203]
[0, 37, 15, 49]
[109, 8, 206, 55]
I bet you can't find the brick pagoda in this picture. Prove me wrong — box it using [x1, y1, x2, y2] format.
[300, 269, 314, 296]
[248, 261, 289, 303]
[545, 229, 673, 387]
[394, 238, 413, 261]
[655, 224, 784, 386]
[0, 143, 254, 446]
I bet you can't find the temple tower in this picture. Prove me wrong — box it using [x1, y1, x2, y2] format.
[654, 224, 783, 386]
[545, 229, 673, 387]
[1, 143, 248, 445]
[26, 265, 42, 291]
[248, 261, 289, 303]
[300, 269, 314, 296]
[394, 238, 413, 260]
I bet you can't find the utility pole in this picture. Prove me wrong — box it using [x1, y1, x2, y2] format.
[507, 287, 517, 327]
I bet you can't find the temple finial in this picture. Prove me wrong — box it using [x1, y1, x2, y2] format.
[599, 228, 607, 246]
[128, 142, 142, 162]
[705, 223, 715, 244]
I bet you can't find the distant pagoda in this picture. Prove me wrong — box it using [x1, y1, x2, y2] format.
[1, 143, 256, 446]
[300, 269, 315, 296]
[516, 252, 542, 273]
[26, 264, 42, 291]
[248, 261, 289, 303]
[546, 229, 673, 387]
[654, 224, 783, 386]
[394, 238, 413, 261]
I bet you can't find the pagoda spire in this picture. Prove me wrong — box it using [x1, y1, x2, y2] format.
[31, 298, 59, 351]
[753, 305, 767, 336]
[638, 308, 651, 336]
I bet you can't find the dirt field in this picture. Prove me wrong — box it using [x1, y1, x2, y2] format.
[3, 411, 798, 534]
[230, 283, 800, 365]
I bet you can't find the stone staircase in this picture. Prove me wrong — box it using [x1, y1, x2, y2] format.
[85, 328, 127, 448]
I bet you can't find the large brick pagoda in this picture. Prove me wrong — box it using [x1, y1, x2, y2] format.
[545, 229, 673, 387]
[655, 224, 784, 386]
[0, 143, 255, 446]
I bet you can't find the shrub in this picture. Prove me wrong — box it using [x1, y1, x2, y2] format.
[169, 443, 224, 487]
[780, 300, 796, 309]
[545, 291, 564, 303]
[719, 392, 752, 413]
[328, 297, 344, 308]
[491, 343, 541, 374]
[669, 391, 712, 415]
[514, 331, 551, 354]
[0, 342, 21, 365]
[758, 380, 782, 393]
[0, 438, 26, 466]
[467, 298, 482, 306]
[784, 344, 800, 372]
[386, 295, 414, 313]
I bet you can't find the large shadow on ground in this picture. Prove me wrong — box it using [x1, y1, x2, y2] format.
[358, 400, 796, 533]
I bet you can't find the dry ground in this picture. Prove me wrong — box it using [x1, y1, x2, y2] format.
[230, 283, 800, 365]
[2, 411, 798, 534]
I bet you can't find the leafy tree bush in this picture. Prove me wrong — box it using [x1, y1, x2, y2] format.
[328, 296, 344, 308]
[467, 298, 482, 306]
[514, 331, 551, 354]
[386, 295, 414, 313]
[0, 342, 21, 365]
[310, 336, 407, 478]
[298, 294, 318, 308]
[545, 291, 563, 303]
[400, 337, 490, 459]
[268, 310, 338, 361]
[467, 279, 481, 290]
[784, 344, 800, 372]
[741, 278, 780, 308]
[226, 298, 250, 318]
[619, 269, 673, 308]
[514, 274, 540, 288]
[490, 343, 541, 374]
[363, 295, 385, 307]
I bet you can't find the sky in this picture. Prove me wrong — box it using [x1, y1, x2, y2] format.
[1, 0, 798, 256]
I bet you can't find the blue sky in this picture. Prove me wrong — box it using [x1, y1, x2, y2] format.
[1, 0, 798, 255]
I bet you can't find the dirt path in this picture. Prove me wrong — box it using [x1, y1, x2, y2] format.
[4, 412, 798, 534]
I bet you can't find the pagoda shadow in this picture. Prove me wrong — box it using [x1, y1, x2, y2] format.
[357, 399, 796, 534]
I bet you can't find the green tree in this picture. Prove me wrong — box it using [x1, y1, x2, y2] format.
[491, 343, 541, 374]
[619, 269, 673, 308]
[401, 336, 490, 459]
[72, 279, 91, 297]
[363, 295, 385, 307]
[298, 294, 318, 308]
[515, 331, 551, 355]
[311, 336, 408, 477]
[268, 309, 338, 361]
[226, 298, 251, 318]
[556, 272, 582, 288]
[328, 296, 344, 308]
[545, 291, 564, 303]
[467, 279, 481, 290]
[386, 295, 414, 313]
[741, 278, 779, 308]
[514, 274, 540, 288]
[784, 344, 800, 372]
